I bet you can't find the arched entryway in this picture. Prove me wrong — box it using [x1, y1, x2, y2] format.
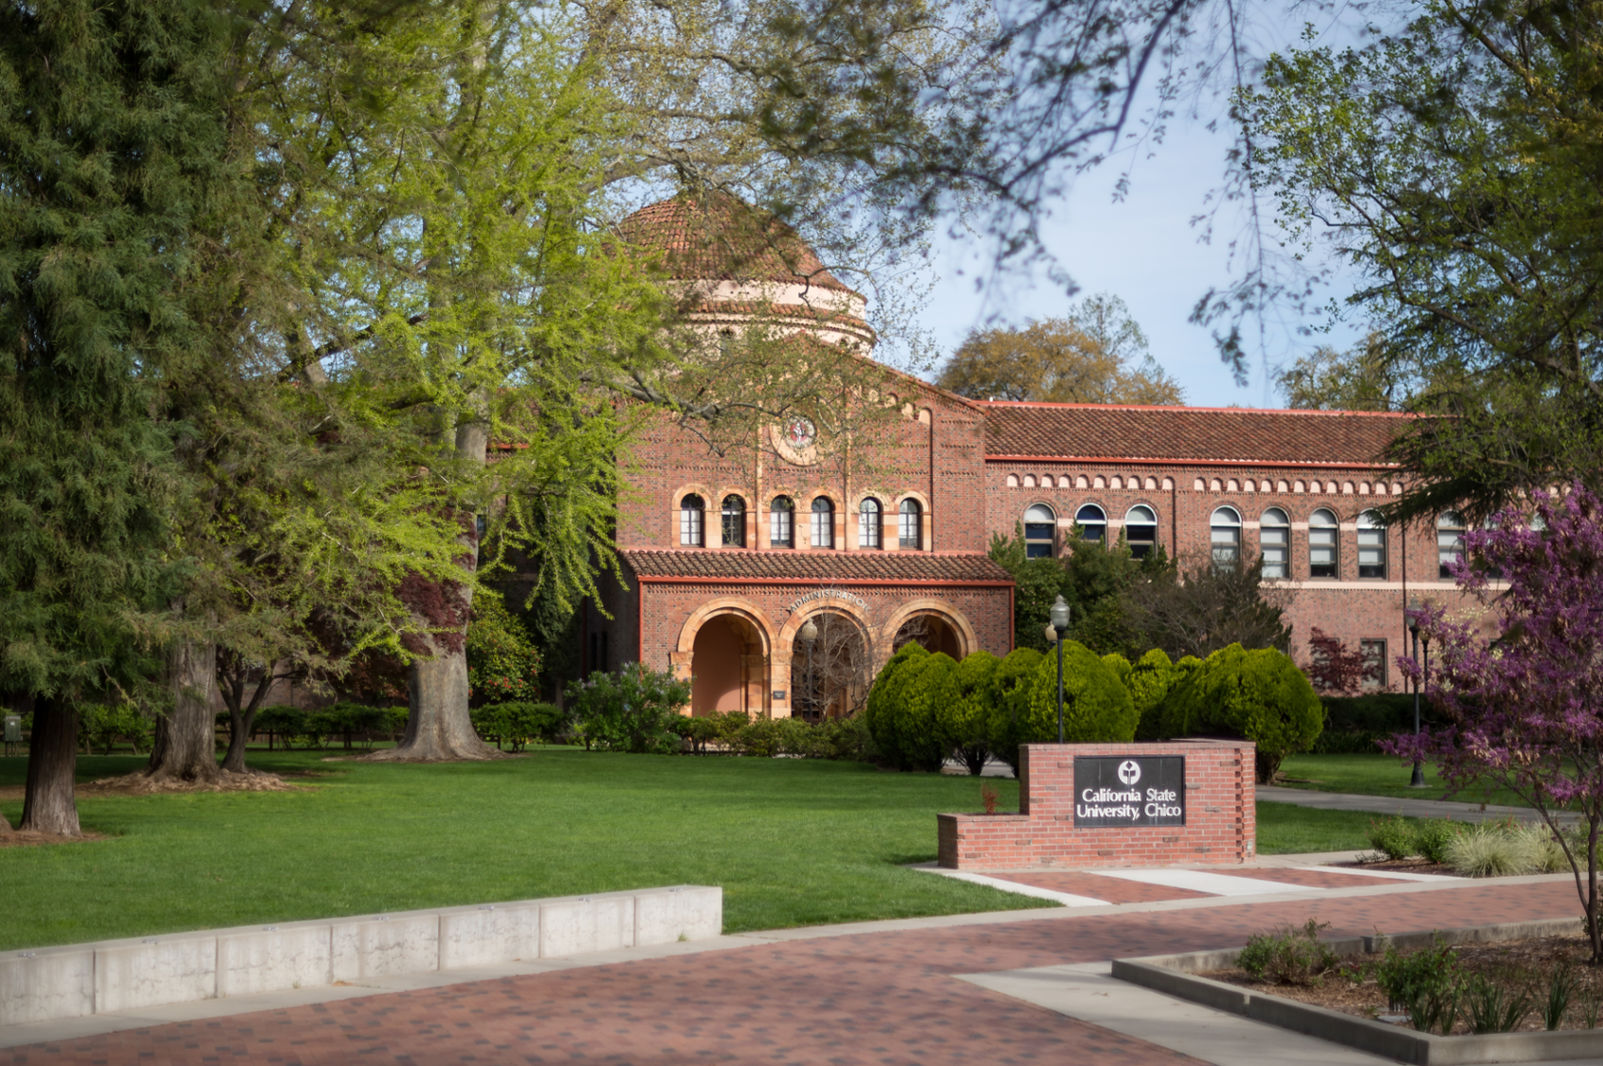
[790, 610, 870, 722]
[689, 612, 768, 716]
[890, 611, 966, 659]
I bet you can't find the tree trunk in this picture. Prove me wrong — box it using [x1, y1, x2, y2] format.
[369, 418, 497, 762]
[146, 639, 223, 783]
[219, 658, 275, 774]
[20, 696, 80, 837]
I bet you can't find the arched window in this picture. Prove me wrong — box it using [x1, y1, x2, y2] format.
[1023, 504, 1055, 558]
[1309, 508, 1338, 578]
[769, 496, 794, 548]
[1436, 511, 1465, 578]
[1076, 504, 1106, 544]
[898, 499, 923, 550]
[720, 494, 746, 548]
[1210, 507, 1241, 568]
[1357, 510, 1386, 578]
[1124, 505, 1157, 559]
[858, 497, 882, 549]
[679, 494, 705, 547]
[1260, 508, 1290, 579]
[810, 497, 835, 548]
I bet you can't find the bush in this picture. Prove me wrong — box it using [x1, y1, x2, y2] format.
[814, 714, 876, 762]
[1376, 940, 1463, 1034]
[308, 702, 398, 750]
[473, 701, 565, 751]
[1157, 644, 1324, 783]
[670, 715, 724, 754]
[255, 704, 313, 748]
[1368, 815, 1417, 861]
[564, 664, 691, 754]
[1414, 819, 1464, 864]
[864, 642, 929, 768]
[1126, 648, 1175, 741]
[890, 652, 960, 772]
[1237, 919, 1339, 985]
[1445, 819, 1545, 877]
[1314, 693, 1417, 754]
[1020, 640, 1137, 745]
[466, 593, 541, 706]
[985, 647, 1044, 776]
[77, 701, 154, 755]
[938, 651, 998, 775]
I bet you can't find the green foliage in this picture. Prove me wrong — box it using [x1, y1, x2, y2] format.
[473, 701, 565, 752]
[891, 652, 960, 772]
[564, 665, 691, 754]
[1021, 641, 1137, 745]
[1414, 819, 1464, 865]
[305, 702, 403, 751]
[1443, 820, 1562, 878]
[985, 647, 1044, 776]
[77, 703, 154, 756]
[1101, 653, 1131, 682]
[938, 651, 998, 775]
[1376, 940, 1463, 1035]
[1367, 816, 1417, 862]
[1314, 694, 1417, 754]
[865, 642, 929, 769]
[466, 596, 542, 707]
[1237, 919, 1339, 986]
[1546, 964, 1577, 1030]
[1127, 648, 1175, 741]
[670, 715, 726, 754]
[1158, 644, 1323, 783]
[988, 531, 1071, 654]
[1464, 973, 1532, 1034]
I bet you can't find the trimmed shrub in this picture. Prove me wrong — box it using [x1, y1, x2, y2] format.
[1126, 648, 1175, 740]
[815, 714, 876, 762]
[466, 593, 541, 706]
[308, 702, 397, 750]
[1158, 644, 1324, 783]
[1020, 640, 1137, 746]
[985, 646, 1043, 776]
[865, 642, 929, 768]
[255, 704, 312, 748]
[891, 652, 960, 772]
[1101, 652, 1132, 683]
[938, 651, 998, 775]
[1414, 819, 1464, 864]
[473, 700, 564, 751]
[671, 715, 725, 754]
[564, 664, 690, 754]
[1368, 815, 1416, 860]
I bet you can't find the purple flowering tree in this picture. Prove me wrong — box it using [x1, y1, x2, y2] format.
[1389, 484, 1603, 960]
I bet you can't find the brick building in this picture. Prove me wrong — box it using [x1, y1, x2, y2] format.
[582, 196, 1468, 715]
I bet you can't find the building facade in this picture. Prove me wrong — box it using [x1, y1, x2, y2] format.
[579, 196, 1469, 715]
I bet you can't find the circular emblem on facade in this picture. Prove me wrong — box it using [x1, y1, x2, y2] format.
[771, 416, 820, 466]
[1117, 759, 1142, 786]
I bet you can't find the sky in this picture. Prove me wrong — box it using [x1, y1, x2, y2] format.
[909, 12, 1372, 410]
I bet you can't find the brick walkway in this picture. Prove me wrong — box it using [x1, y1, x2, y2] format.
[4, 878, 1581, 1065]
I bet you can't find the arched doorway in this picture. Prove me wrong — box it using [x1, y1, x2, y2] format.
[690, 612, 767, 716]
[790, 610, 869, 722]
[893, 613, 964, 659]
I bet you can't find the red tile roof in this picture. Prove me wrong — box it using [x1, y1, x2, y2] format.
[620, 549, 1013, 584]
[618, 193, 856, 294]
[980, 401, 1410, 467]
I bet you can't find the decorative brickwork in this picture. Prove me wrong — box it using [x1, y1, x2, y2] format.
[937, 740, 1256, 870]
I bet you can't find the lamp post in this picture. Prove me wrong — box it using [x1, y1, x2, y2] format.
[1407, 601, 1427, 788]
[1049, 595, 1071, 743]
[798, 617, 818, 723]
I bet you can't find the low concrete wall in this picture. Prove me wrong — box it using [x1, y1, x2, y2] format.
[0, 885, 720, 1027]
[938, 740, 1255, 870]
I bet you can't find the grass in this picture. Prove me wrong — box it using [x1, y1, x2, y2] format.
[1276, 753, 1530, 807]
[1, 749, 1396, 951]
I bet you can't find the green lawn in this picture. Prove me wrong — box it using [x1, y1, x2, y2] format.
[1276, 753, 1529, 807]
[1, 749, 1391, 951]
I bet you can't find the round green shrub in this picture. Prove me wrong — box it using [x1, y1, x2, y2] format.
[985, 647, 1043, 775]
[1101, 652, 1132, 683]
[865, 642, 929, 768]
[938, 651, 998, 775]
[1021, 640, 1137, 745]
[1127, 648, 1175, 740]
[1159, 644, 1324, 783]
[891, 651, 960, 772]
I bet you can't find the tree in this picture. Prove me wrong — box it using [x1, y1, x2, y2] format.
[1125, 554, 1292, 660]
[937, 295, 1183, 404]
[1275, 334, 1424, 412]
[1390, 485, 1603, 961]
[1242, 0, 1603, 521]
[938, 651, 998, 775]
[1159, 643, 1322, 782]
[1302, 628, 1373, 696]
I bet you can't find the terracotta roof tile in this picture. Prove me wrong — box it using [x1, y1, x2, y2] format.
[619, 194, 855, 294]
[980, 401, 1409, 467]
[620, 549, 1012, 584]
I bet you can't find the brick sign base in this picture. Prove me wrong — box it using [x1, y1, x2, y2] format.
[937, 740, 1256, 870]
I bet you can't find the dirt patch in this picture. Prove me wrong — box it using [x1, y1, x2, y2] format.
[82, 769, 295, 795]
[0, 827, 109, 848]
[1342, 856, 1458, 876]
[1206, 935, 1603, 1033]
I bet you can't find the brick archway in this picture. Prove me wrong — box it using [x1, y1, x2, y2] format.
[880, 600, 977, 666]
[672, 599, 773, 718]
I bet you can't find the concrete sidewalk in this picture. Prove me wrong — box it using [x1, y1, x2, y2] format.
[4, 865, 1593, 1066]
[1259, 784, 1579, 824]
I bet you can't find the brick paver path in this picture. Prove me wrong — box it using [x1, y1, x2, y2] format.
[5, 879, 1579, 1065]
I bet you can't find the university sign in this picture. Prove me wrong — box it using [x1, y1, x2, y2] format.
[1072, 755, 1185, 827]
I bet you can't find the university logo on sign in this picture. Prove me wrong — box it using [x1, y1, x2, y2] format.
[1072, 755, 1185, 827]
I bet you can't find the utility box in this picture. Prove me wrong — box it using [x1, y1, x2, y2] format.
[3, 714, 21, 752]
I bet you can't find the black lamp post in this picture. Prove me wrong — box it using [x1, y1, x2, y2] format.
[1407, 602, 1428, 788]
[798, 617, 818, 722]
[1049, 595, 1071, 743]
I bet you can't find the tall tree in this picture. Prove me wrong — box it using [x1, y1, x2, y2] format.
[0, 0, 241, 831]
[937, 294, 1183, 403]
[1242, 0, 1603, 520]
[1275, 333, 1430, 412]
